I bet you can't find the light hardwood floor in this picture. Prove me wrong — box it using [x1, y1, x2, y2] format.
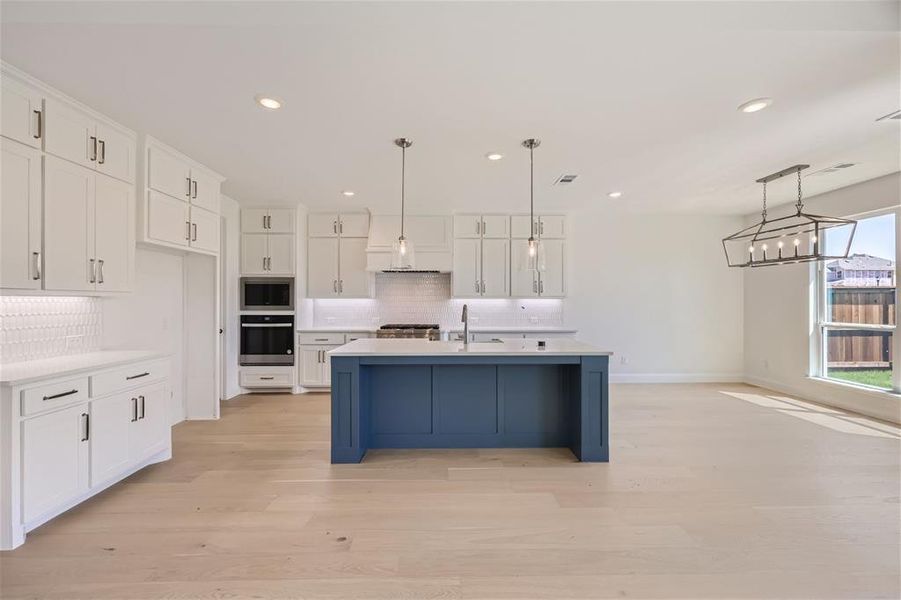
[1, 383, 899, 599]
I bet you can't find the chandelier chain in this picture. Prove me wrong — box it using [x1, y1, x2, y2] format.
[761, 181, 767, 221]
[795, 169, 803, 214]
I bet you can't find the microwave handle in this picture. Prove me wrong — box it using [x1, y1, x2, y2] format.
[240, 323, 293, 328]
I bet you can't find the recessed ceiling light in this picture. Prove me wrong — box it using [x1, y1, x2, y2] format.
[255, 94, 282, 110]
[342, 190, 355, 197]
[607, 191, 623, 199]
[485, 152, 503, 161]
[738, 97, 772, 113]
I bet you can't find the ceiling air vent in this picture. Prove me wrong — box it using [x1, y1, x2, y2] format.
[876, 110, 901, 122]
[554, 174, 578, 185]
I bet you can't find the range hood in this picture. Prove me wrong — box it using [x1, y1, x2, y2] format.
[366, 215, 453, 273]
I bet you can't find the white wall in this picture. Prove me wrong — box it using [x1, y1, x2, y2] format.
[565, 211, 745, 382]
[102, 248, 186, 424]
[743, 172, 900, 423]
[220, 195, 241, 400]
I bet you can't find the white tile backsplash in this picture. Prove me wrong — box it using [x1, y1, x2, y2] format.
[0, 296, 102, 363]
[312, 272, 562, 329]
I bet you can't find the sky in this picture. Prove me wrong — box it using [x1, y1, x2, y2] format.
[826, 212, 896, 262]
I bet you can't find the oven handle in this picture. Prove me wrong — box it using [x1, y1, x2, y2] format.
[240, 323, 294, 328]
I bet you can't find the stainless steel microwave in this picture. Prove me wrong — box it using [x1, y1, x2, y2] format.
[240, 277, 294, 311]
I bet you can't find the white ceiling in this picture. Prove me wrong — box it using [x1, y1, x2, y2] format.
[1, 1, 898, 215]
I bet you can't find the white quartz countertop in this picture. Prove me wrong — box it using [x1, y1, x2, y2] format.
[0, 350, 169, 386]
[298, 327, 578, 333]
[328, 338, 611, 357]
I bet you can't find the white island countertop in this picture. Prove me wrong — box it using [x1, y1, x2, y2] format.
[329, 338, 612, 357]
[0, 350, 169, 386]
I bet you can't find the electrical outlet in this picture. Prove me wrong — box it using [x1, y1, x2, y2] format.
[66, 335, 84, 350]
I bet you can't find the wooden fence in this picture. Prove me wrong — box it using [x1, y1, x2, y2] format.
[827, 287, 895, 368]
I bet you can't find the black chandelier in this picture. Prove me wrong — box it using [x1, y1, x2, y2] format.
[722, 164, 857, 268]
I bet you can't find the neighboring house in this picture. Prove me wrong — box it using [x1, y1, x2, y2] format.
[826, 254, 896, 287]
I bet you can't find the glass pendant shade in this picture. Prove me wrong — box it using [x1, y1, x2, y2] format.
[520, 237, 547, 272]
[390, 236, 415, 270]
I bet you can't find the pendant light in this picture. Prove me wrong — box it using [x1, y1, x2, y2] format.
[391, 137, 415, 270]
[521, 138, 547, 272]
[722, 164, 857, 267]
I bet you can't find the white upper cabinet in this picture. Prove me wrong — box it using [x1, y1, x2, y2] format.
[307, 237, 340, 297]
[95, 122, 135, 184]
[454, 214, 509, 239]
[338, 237, 371, 297]
[511, 215, 566, 239]
[1, 139, 42, 289]
[147, 144, 191, 201]
[0, 73, 42, 148]
[93, 174, 134, 292]
[241, 234, 269, 275]
[189, 206, 220, 254]
[267, 209, 296, 234]
[140, 136, 225, 255]
[480, 238, 510, 297]
[453, 238, 481, 297]
[510, 238, 565, 298]
[266, 234, 295, 275]
[511, 241, 538, 297]
[44, 156, 134, 293]
[308, 213, 368, 238]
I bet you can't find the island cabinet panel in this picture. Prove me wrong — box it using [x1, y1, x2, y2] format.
[331, 354, 609, 463]
[435, 365, 498, 434]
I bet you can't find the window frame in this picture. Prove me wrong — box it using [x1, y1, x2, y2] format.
[814, 206, 899, 394]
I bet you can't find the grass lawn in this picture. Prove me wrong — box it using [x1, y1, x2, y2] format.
[827, 369, 893, 390]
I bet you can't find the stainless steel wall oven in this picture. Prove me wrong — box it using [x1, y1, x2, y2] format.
[240, 314, 294, 366]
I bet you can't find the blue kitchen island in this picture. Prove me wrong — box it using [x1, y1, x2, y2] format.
[329, 339, 611, 463]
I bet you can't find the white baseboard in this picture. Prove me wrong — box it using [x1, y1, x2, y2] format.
[611, 373, 744, 384]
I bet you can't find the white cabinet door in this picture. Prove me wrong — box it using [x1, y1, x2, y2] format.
[539, 215, 566, 239]
[300, 348, 323, 386]
[44, 156, 94, 292]
[267, 234, 295, 275]
[454, 215, 481, 238]
[453, 238, 481, 297]
[267, 209, 296, 234]
[539, 239, 565, 297]
[130, 384, 169, 462]
[43, 97, 94, 169]
[338, 213, 369, 237]
[322, 347, 336, 387]
[147, 144, 191, 201]
[94, 174, 133, 292]
[338, 237, 370, 297]
[147, 190, 190, 248]
[95, 122, 135, 184]
[241, 209, 269, 233]
[189, 167, 220, 214]
[0, 74, 42, 148]
[189, 205, 220, 254]
[308, 213, 339, 237]
[307, 237, 339, 297]
[511, 240, 539, 297]
[89, 394, 133, 486]
[0, 139, 42, 289]
[481, 238, 509, 298]
[22, 404, 90, 523]
[481, 215, 509, 239]
[510, 215, 538, 239]
[241, 234, 268, 275]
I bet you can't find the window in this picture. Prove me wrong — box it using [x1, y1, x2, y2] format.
[817, 211, 898, 392]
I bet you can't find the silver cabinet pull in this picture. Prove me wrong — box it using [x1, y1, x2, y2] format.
[32, 251, 41, 280]
[476, 220, 481, 235]
[98, 140, 105, 164]
[186, 177, 192, 198]
[97, 259, 104, 284]
[333, 279, 338, 293]
[89, 258, 96, 283]
[338, 280, 343, 293]
[126, 371, 150, 380]
[131, 397, 138, 422]
[475, 280, 480, 293]
[139, 395, 145, 420]
[192, 223, 198, 242]
[314, 338, 329, 342]
[262, 214, 268, 229]
[260, 376, 274, 380]
[33, 110, 42, 139]
[532, 278, 538, 294]
[186, 221, 191, 240]
[81, 413, 90, 442]
[333, 220, 338, 234]
[539, 279, 544, 294]
[192, 180, 198, 199]
[540, 220, 544, 235]
[262, 257, 266, 271]
[43, 389, 78, 401]
[90, 136, 97, 162]
[481, 280, 485, 294]
[339, 220, 343, 234]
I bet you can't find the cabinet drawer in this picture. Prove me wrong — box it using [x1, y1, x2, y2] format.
[298, 332, 345, 345]
[344, 333, 372, 343]
[21, 377, 90, 416]
[240, 370, 295, 388]
[90, 359, 169, 398]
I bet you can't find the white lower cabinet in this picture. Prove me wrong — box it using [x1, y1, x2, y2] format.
[22, 403, 90, 523]
[3, 356, 172, 549]
[300, 346, 338, 387]
[240, 367, 295, 389]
